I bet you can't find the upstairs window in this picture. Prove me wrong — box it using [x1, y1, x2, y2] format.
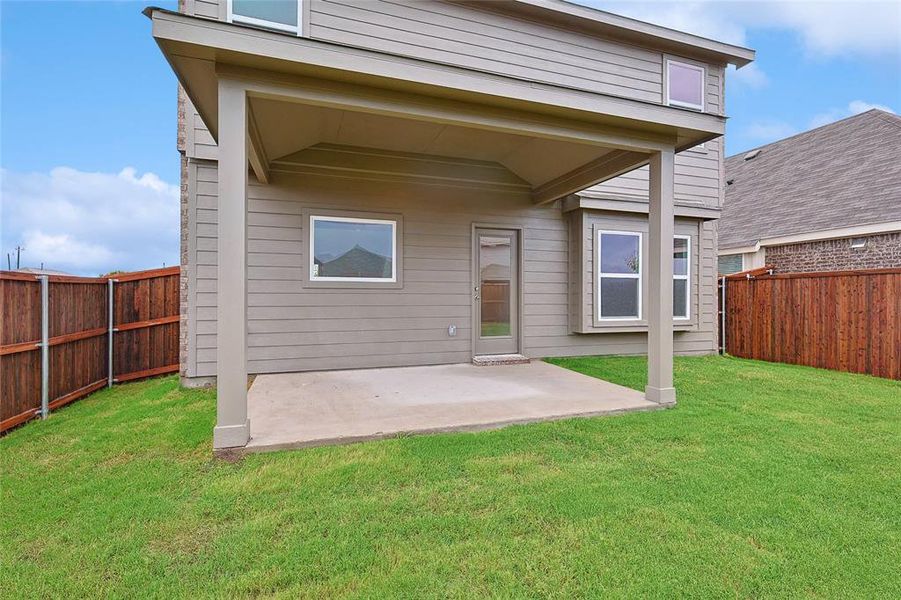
[598, 231, 642, 320]
[229, 0, 302, 35]
[666, 59, 705, 111]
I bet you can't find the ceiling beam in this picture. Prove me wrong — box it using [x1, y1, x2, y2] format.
[246, 106, 270, 184]
[531, 149, 649, 205]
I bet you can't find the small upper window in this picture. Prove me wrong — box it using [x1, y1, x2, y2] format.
[310, 216, 396, 282]
[850, 237, 867, 249]
[666, 59, 705, 111]
[229, 0, 302, 34]
[598, 231, 642, 320]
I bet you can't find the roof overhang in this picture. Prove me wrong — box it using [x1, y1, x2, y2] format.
[147, 7, 730, 201]
[564, 193, 722, 221]
[719, 220, 901, 254]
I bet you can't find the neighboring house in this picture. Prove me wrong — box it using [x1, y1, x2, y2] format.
[147, 0, 753, 449]
[718, 109, 901, 274]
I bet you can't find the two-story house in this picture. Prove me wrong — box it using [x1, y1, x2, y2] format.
[146, 0, 754, 449]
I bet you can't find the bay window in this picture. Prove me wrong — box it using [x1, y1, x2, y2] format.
[673, 235, 690, 319]
[597, 231, 642, 320]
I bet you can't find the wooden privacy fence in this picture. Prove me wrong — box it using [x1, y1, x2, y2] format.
[1, 267, 180, 431]
[721, 267, 900, 380]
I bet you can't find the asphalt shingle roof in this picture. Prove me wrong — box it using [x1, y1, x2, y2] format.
[719, 109, 901, 250]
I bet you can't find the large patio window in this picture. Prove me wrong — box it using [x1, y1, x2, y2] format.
[597, 231, 642, 320]
[228, 0, 302, 35]
[673, 235, 690, 319]
[666, 59, 705, 111]
[310, 216, 397, 283]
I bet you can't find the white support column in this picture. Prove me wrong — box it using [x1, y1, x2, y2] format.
[646, 148, 676, 405]
[213, 78, 250, 449]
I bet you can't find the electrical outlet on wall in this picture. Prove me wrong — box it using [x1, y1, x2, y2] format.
[447, 324, 457, 337]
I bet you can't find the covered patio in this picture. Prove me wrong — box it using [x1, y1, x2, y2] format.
[245, 361, 657, 451]
[146, 7, 735, 450]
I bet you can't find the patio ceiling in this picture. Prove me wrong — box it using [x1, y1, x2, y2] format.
[249, 97, 619, 188]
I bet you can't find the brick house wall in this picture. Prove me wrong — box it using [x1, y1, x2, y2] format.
[766, 232, 901, 273]
[177, 0, 189, 378]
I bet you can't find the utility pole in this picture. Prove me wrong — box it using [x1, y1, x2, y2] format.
[15, 245, 24, 269]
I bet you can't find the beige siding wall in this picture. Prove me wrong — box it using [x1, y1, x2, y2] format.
[184, 162, 717, 377]
[308, 0, 663, 103]
[587, 65, 725, 208]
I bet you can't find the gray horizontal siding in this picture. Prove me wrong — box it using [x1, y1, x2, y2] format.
[186, 160, 719, 377]
[587, 138, 723, 208]
[309, 0, 664, 103]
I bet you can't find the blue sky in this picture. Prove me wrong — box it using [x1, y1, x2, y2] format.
[1, 0, 899, 274]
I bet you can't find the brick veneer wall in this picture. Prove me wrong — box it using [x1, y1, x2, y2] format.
[766, 232, 901, 273]
[179, 153, 189, 378]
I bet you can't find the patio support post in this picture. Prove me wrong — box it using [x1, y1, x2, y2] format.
[213, 77, 251, 449]
[646, 148, 676, 405]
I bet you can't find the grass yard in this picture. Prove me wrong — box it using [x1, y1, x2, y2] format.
[2, 356, 899, 598]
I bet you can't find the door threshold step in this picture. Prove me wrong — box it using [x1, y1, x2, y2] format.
[472, 354, 531, 366]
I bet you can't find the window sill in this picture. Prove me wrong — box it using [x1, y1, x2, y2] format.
[578, 322, 697, 334]
[302, 279, 403, 290]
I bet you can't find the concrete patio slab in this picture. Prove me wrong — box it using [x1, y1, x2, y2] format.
[245, 361, 660, 452]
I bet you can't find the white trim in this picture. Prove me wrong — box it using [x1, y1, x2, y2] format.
[674, 234, 690, 320]
[665, 59, 706, 112]
[309, 215, 397, 283]
[227, 0, 302, 36]
[719, 220, 901, 255]
[597, 230, 642, 321]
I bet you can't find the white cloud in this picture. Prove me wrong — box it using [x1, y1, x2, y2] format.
[586, 0, 901, 58]
[809, 100, 897, 128]
[727, 62, 769, 89]
[744, 120, 798, 143]
[1, 167, 179, 276]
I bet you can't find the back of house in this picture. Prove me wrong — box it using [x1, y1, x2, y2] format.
[151, 0, 753, 447]
[718, 109, 901, 274]
[171, 0, 752, 378]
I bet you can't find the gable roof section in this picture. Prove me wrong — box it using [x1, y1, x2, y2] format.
[719, 110, 901, 250]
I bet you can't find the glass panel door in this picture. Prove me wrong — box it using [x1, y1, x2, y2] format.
[474, 229, 518, 355]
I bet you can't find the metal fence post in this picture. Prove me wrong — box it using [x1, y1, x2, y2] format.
[39, 275, 50, 418]
[108, 279, 115, 387]
[720, 276, 727, 355]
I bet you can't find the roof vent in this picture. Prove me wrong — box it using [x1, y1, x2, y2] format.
[744, 149, 761, 161]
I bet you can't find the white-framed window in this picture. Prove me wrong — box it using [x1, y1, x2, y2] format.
[309, 215, 397, 283]
[228, 0, 303, 35]
[673, 235, 690, 320]
[850, 237, 867, 249]
[597, 231, 642, 320]
[665, 59, 706, 111]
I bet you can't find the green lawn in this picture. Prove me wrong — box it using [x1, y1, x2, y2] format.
[2, 356, 899, 598]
